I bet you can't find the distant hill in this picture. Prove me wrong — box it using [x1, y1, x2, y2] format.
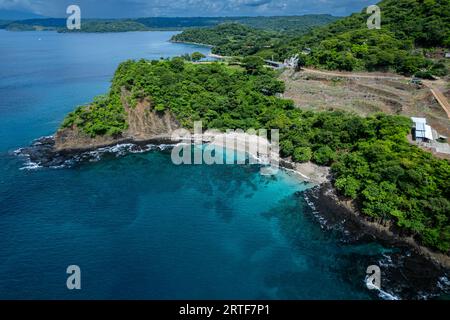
[0, 14, 339, 33]
[171, 15, 340, 56]
[4, 18, 66, 31]
[234, 14, 339, 34]
[172, 0, 449, 76]
[137, 15, 339, 31]
[280, 0, 450, 53]
[275, 0, 450, 75]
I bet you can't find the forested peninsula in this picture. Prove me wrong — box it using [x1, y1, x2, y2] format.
[14, 0, 446, 264]
[57, 58, 450, 255]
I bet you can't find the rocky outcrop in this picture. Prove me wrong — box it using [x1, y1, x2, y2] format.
[54, 127, 123, 152]
[305, 182, 450, 270]
[303, 182, 450, 299]
[54, 89, 181, 152]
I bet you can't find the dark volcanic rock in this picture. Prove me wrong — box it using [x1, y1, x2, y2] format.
[303, 183, 450, 300]
[15, 136, 69, 167]
[14, 135, 178, 169]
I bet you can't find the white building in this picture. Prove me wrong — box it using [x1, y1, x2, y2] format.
[411, 117, 433, 142]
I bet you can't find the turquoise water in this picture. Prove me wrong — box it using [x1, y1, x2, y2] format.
[0, 30, 383, 299]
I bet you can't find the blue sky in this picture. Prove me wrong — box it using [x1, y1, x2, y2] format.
[0, 0, 375, 18]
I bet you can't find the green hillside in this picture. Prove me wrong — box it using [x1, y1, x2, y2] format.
[172, 23, 280, 56]
[173, 0, 450, 75]
[60, 58, 450, 253]
[276, 0, 450, 74]
[171, 15, 339, 57]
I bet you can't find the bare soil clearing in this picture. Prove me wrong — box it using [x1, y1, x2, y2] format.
[281, 69, 450, 140]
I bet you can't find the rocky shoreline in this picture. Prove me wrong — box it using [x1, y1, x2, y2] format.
[15, 133, 325, 182]
[14, 135, 179, 168]
[303, 182, 450, 299]
[14, 133, 450, 300]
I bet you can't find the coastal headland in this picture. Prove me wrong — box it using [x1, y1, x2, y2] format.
[16, 56, 450, 299]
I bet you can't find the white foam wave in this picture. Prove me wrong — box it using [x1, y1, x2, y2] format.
[378, 254, 394, 268]
[303, 192, 329, 228]
[15, 147, 42, 170]
[364, 276, 400, 300]
[67, 143, 176, 165]
[437, 276, 450, 290]
[377, 288, 400, 300]
[157, 144, 174, 151]
[19, 160, 42, 171]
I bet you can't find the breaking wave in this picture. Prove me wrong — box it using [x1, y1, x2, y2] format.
[14, 136, 177, 171]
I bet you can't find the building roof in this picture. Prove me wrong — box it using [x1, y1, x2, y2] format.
[416, 124, 433, 140]
[411, 117, 427, 124]
[416, 122, 426, 132]
[264, 60, 285, 68]
[411, 117, 434, 140]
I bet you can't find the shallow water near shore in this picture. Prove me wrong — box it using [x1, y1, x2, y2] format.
[0, 30, 447, 299]
[0, 147, 374, 299]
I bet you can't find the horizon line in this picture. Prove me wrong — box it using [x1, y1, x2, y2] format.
[2, 13, 344, 21]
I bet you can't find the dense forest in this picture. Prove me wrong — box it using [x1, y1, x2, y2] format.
[172, 23, 281, 56]
[273, 0, 450, 74]
[226, 14, 338, 34]
[59, 20, 150, 33]
[61, 59, 450, 253]
[172, 0, 450, 76]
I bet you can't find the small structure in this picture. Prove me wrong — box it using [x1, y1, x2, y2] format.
[411, 117, 433, 142]
[410, 77, 422, 85]
[264, 60, 286, 69]
[284, 54, 300, 69]
[445, 52, 450, 58]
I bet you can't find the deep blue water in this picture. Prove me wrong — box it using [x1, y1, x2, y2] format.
[0, 30, 385, 299]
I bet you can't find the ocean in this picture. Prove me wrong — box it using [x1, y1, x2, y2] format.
[0, 30, 415, 299]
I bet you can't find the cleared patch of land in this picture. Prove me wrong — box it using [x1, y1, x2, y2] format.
[280, 69, 450, 141]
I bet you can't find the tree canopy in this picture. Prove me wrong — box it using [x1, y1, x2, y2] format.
[60, 59, 450, 252]
[172, 0, 450, 75]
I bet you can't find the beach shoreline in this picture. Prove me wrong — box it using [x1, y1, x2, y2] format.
[15, 132, 450, 298]
[20, 131, 449, 268]
[19, 131, 328, 184]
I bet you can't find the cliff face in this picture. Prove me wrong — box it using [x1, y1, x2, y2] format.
[122, 90, 180, 140]
[54, 90, 181, 152]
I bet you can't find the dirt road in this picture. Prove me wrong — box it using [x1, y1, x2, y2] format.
[424, 81, 450, 119]
[301, 67, 450, 119]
